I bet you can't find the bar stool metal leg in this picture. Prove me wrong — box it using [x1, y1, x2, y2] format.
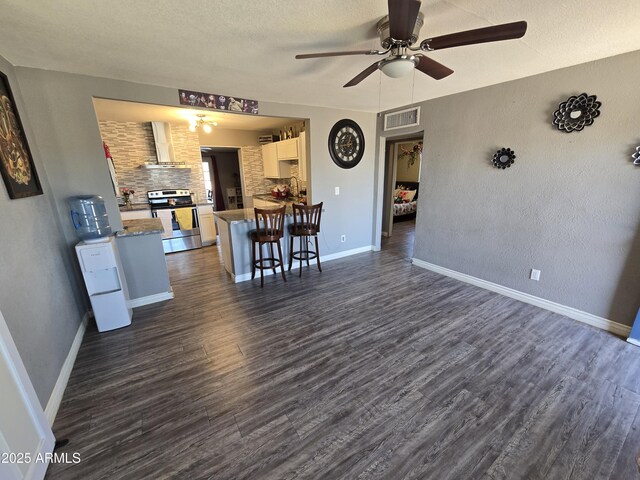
[269, 243, 276, 274]
[251, 239, 256, 279]
[315, 235, 322, 272]
[299, 235, 303, 276]
[277, 241, 287, 282]
[258, 241, 264, 287]
[288, 235, 294, 271]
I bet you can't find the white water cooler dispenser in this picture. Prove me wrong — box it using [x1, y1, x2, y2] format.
[75, 237, 132, 332]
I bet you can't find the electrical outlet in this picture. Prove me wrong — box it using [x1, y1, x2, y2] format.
[530, 269, 541, 281]
[334, 186, 340, 195]
[341, 235, 346, 243]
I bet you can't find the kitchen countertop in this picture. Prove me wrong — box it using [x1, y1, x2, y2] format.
[253, 194, 306, 205]
[119, 203, 150, 212]
[119, 203, 213, 212]
[116, 218, 164, 237]
[214, 207, 293, 224]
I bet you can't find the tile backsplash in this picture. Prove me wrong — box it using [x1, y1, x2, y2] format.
[99, 121, 207, 204]
[239, 147, 300, 207]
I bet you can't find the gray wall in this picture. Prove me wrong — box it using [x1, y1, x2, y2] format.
[377, 50, 640, 327]
[0, 64, 376, 407]
[14, 68, 377, 259]
[0, 54, 85, 406]
[264, 103, 376, 254]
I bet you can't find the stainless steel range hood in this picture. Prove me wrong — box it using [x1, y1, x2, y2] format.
[142, 122, 190, 169]
[151, 122, 175, 164]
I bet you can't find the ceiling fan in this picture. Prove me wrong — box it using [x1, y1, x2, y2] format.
[295, 0, 527, 87]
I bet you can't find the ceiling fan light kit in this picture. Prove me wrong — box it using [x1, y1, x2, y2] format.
[379, 55, 418, 78]
[295, 0, 527, 87]
[189, 113, 217, 133]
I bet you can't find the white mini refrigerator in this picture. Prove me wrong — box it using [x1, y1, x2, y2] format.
[75, 237, 132, 332]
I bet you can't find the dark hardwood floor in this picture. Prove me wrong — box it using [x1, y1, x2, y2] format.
[47, 220, 640, 479]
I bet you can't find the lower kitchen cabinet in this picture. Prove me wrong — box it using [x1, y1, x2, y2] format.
[198, 205, 217, 246]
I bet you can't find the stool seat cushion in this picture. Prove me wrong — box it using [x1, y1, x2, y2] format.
[249, 229, 283, 241]
[288, 224, 319, 236]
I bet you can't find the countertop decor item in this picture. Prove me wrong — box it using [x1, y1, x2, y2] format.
[271, 184, 290, 198]
[121, 187, 135, 208]
[492, 148, 516, 169]
[632, 146, 640, 166]
[0, 71, 43, 199]
[328, 119, 365, 169]
[552, 93, 601, 133]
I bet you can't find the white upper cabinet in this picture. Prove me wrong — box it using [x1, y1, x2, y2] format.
[298, 131, 307, 182]
[261, 142, 279, 178]
[276, 138, 298, 160]
[262, 141, 292, 179]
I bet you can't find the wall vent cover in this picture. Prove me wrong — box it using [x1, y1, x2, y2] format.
[384, 107, 420, 131]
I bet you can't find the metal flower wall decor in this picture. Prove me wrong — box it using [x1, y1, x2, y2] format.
[552, 93, 601, 133]
[399, 141, 423, 168]
[633, 146, 640, 166]
[492, 147, 516, 169]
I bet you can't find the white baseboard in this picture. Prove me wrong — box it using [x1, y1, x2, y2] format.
[127, 289, 174, 308]
[234, 245, 374, 283]
[44, 312, 88, 426]
[411, 258, 631, 337]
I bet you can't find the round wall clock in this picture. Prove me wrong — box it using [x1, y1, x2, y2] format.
[328, 119, 365, 169]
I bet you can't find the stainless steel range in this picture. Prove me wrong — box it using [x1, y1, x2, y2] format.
[148, 189, 202, 253]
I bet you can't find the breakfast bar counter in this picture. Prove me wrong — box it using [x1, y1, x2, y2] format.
[214, 207, 296, 282]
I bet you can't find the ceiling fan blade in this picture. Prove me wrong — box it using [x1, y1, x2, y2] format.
[416, 55, 453, 80]
[388, 0, 422, 40]
[422, 21, 527, 51]
[296, 50, 378, 59]
[343, 62, 380, 88]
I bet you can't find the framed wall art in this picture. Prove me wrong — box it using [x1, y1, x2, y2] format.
[0, 71, 42, 199]
[178, 89, 259, 114]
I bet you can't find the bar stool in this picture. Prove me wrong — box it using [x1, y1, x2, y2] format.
[250, 206, 287, 287]
[288, 202, 323, 276]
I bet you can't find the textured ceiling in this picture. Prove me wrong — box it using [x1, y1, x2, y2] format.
[1, 0, 639, 112]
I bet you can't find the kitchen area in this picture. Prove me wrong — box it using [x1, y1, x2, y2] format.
[92, 98, 310, 291]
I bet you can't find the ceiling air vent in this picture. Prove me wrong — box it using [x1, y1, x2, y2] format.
[383, 107, 420, 131]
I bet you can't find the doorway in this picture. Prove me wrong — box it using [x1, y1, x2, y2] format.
[380, 135, 423, 256]
[0, 309, 55, 480]
[201, 147, 243, 211]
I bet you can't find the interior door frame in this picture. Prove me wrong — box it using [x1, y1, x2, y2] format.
[382, 141, 399, 238]
[373, 132, 425, 249]
[201, 146, 244, 209]
[0, 309, 55, 480]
